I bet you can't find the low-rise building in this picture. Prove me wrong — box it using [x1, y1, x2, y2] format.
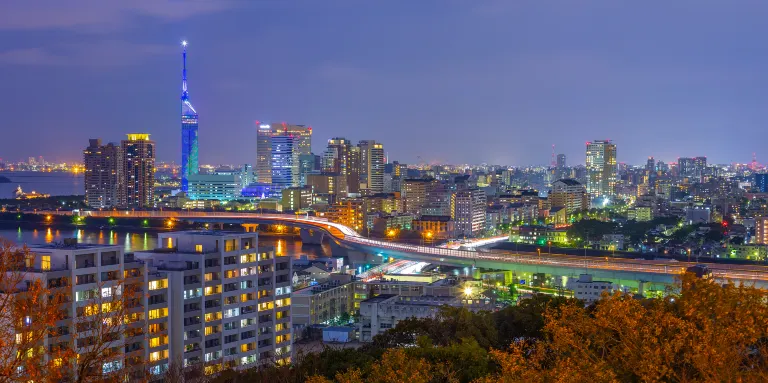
[568, 274, 614, 304]
[358, 294, 492, 342]
[412, 215, 455, 240]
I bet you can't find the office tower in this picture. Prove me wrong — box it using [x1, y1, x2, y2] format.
[451, 189, 487, 237]
[556, 154, 566, 168]
[256, 123, 312, 183]
[585, 140, 617, 199]
[119, 134, 155, 208]
[271, 135, 300, 191]
[549, 179, 588, 214]
[323, 138, 360, 195]
[678, 157, 695, 178]
[756, 174, 768, 193]
[646, 157, 655, 173]
[694, 156, 707, 179]
[135, 231, 293, 372]
[180, 41, 199, 193]
[358, 140, 385, 193]
[84, 139, 120, 208]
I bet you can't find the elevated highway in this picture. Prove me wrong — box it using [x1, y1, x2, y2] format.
[42, 210, 768, 289]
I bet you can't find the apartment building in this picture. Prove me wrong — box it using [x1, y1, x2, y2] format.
[135, 231, 293, 374]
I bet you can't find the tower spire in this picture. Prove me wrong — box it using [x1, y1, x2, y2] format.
[181, 40, 189, 101]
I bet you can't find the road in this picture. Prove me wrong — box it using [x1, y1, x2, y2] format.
[41, 210, 768, 283]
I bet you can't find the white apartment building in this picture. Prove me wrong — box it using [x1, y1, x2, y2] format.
[568, 274, 614, 304]
[135, 231, 292, 375]
[17, 231, 292, 381]
[451, 189, 487, 237]
[21, 241, 152, 381]
[358, 294, 492, 342]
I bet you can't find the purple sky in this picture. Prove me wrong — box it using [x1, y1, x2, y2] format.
[1, 0, 768, 166]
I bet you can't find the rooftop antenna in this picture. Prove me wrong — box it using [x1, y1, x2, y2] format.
[551, 144, 556, 167]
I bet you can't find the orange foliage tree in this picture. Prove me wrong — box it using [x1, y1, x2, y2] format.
[306, 348, 458, 383]
[477, 273, 768, 383]
[0, 239, 72, 383]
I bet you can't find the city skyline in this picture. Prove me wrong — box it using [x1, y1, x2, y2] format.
[3, 2, 768, 166]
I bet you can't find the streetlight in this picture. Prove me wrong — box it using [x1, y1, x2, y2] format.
[547, 241, 552, 256]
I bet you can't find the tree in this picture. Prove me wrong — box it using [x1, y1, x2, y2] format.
[307, 348, 458, 383]
[477, 274, 768, 383]
[69, 280, 146, 383]
[0, 239, 72, 383]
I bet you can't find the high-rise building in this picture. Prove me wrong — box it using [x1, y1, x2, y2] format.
[120, 134, 156, 208]
[556, 154, 566, 168]
[180, 41, 199, 193]
[135, 231, 293, 371]
[756, 173, 768, 193]
[323, 138, 360, 195]
[451, 189, 487, 237]
[677, 156, 707, 179]
[646, 157, 655, 173]
[271, 135, 300, 191]
[256, 123, 312, 183]
[585, 140, 617, 200]
[358, 140, 385, 194]
[84, 139, 120, 208]
[403, 178, 437, 215]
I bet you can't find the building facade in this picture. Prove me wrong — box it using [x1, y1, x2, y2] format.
[271, 135, 300, 192]
[549, 179, 588, 214]
[135, 231, 293, 372]
[451, 189, 487, 237]
[585, 140, 617, 200]
[187, 174, 241, 201]
[358, 140, 385, 194]
[256, 123, 312, 184]
[84, 139, 120, 208]
[119, 134, 155, 208]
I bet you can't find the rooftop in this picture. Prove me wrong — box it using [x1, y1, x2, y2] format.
[361, 294, 397, 304]
[556, 178, 583, 186]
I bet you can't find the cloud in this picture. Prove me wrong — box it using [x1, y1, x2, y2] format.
[0, 41, 170, 67]
[0, 0, 235, 31]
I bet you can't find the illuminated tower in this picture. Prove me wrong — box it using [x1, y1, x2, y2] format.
[180, 40, 199, 192]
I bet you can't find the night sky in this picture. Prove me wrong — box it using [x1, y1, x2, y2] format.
[2, 1, 768, 166]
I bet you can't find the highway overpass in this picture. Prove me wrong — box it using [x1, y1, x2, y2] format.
[41, 210, 768, 290]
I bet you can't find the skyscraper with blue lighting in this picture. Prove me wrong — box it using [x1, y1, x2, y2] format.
[180, 40, 198, 192]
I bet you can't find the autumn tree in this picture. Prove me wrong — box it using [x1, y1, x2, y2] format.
[306, 348, 458, 383]
[477, 273, 768, 383]
[69, 279, 147, 383]
[0, 239, 71, 383]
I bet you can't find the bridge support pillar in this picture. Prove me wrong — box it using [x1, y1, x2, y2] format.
[242, 224, 259, 233]
[299, 228, 324, 245]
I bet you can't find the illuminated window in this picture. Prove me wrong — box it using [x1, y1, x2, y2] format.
[41, 256, 50, 271]
[204, 285, 220, 296]
[149, 279, 167, 290]
[149, 308, 168, 320]
[166, 238, 173, 248]
[149, 335, 168, 348]
[195, 245, 203, 253]
[204, 312, 222, 322]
